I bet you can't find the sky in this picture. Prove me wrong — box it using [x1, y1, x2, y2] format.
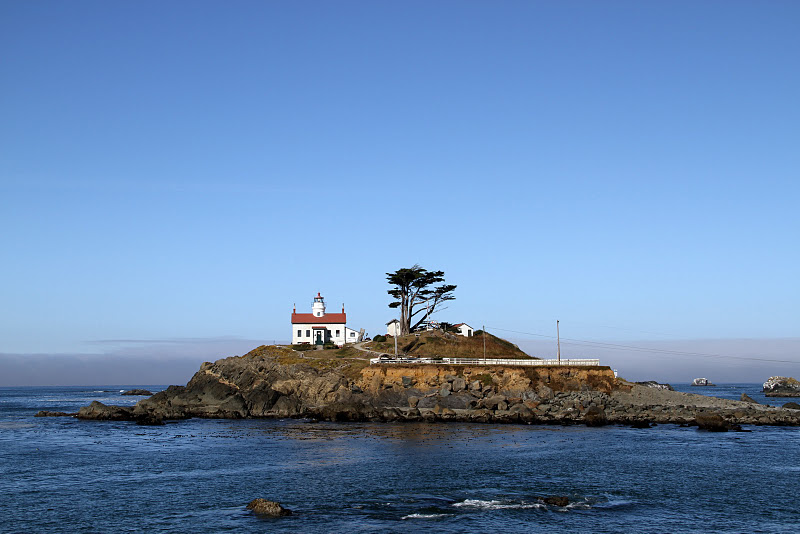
[1, 1, 798, 385]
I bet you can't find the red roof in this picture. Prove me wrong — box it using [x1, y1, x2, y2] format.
[291, 312, 347, 324]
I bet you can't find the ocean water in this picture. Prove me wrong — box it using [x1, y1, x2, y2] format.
[1, 384, 799, 533]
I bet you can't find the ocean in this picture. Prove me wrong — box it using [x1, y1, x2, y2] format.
[1, 384, 799, 533]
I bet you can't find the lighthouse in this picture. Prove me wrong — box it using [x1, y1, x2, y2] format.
[312, 293, 326, 317]
[291, 293, 361, 346]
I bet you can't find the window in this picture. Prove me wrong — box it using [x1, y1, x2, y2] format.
[336, 330, 340, 336]
[297, 330, 301, 337]
[306, 330, 310, 337]
[350, 332, 355, 337]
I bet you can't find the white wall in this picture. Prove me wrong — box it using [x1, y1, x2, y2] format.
[458, 324, 474, 337]
[292, 323, 352, 346]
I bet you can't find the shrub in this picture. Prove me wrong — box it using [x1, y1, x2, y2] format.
[373, 335, 387, 342]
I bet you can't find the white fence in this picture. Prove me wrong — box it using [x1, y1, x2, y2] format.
[369, 356, 600, 367]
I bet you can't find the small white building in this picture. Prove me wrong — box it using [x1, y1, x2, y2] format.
[291, 293, 360, 346]
[453, 323, 474, 337]
[386, 319, 401, 337]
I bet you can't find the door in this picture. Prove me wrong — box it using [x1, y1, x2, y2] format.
[315, 331, 323, 345]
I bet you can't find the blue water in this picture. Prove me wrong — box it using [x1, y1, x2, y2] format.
[1, 384, 799, 533]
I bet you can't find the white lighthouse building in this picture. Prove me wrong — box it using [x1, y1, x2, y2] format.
[291, 293, 361, 346]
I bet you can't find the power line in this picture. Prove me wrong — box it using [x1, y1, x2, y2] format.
[485, 326, 800, 365]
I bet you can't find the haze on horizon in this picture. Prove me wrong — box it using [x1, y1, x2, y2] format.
[1, 2, 798, 386]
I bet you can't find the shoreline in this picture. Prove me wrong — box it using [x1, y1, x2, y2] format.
[64, 345, 800, 430]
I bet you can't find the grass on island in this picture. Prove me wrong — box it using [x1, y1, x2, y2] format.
[363, 330, 534, 360]
[239, 344, 369, 378]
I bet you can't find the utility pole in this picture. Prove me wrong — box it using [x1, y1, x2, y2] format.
[557, 320, 561, 363]
[394, 331, 398, 357]
[483, 325, 486, 360]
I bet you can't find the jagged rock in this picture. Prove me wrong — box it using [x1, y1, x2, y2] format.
[408, 396, 420, 408]
[740, 393, 759, 404]
[469, 380, 482, 392]
[763, 376, 800, 397]
[246, 499, 292, 517]
[34, 411, 75, 417]
[783, 402, 800, 410]
[121, 389, 153, 396]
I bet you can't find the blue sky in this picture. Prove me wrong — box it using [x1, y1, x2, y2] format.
[1, 1, 798, 384]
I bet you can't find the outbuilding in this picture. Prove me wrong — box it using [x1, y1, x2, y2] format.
[453, 323, 474, 337]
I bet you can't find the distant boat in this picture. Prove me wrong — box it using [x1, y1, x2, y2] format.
[691, 377, 716, 386]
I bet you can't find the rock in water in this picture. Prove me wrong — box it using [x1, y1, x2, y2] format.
[34, 411, 75, 417]
[783, 402, 800, 410]
[121, 389, 153, 396]
[542, 496, 570, 506]
[246, 499, 292, 517]
[695, 413, 730, 432]
[740, 393, 759, 404]
[763, 377, 800, 397]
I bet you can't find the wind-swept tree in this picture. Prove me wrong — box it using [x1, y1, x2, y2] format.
[387, 265, 457, 335]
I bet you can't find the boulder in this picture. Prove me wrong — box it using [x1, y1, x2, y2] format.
[408, 396, 420, 408]
[740, 393, 759, 404]
[34, 411, 75, 417]
[480, 395, 508, 410]
[121, 389, 153, 396]
[763, 376, 800, 397]
[246, 499, 292, 517]
[401, 376, 414, 387]
[695, 413, 730, 432]
[451, 377, 467, 392]
[783, 402, 800, 410]
[469, 380, 482, 392]
[583, 406, 607, 427]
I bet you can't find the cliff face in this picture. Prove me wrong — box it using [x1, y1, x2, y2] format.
[74, 346, 800, 428]
[357, 365, 618, 397]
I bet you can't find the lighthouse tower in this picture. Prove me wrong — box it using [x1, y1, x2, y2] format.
[312, 293, 326, 317]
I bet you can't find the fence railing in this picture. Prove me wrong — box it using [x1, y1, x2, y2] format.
[369, 356, 600, 367]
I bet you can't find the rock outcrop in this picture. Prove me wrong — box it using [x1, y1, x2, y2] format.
[73, 345, 800, 428]
[763, 376, 800, 397]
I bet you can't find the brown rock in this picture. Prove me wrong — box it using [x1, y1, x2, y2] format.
[695, 413, 730, 431]
[246, 499, 292, 517]
[543, 496, 569, 506]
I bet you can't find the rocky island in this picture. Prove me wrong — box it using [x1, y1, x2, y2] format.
[73, 332, 800, 429]
[763, 376, 800, 397]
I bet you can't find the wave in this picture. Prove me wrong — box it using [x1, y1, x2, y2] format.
[401, 513, 450, 519]
[452, 499, 545, 510]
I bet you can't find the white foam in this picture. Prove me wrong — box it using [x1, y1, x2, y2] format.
[452, 499, 544, 510]
[401, 513, 449, 519]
